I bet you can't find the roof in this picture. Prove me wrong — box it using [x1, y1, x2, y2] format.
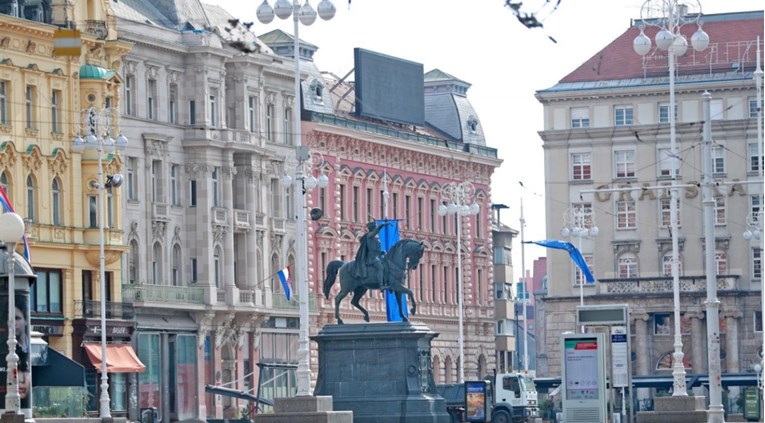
[79, 64, 116, 80]
[556, 10, 763, 85]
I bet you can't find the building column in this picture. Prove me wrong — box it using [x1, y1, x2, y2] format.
[724, 309, 743, 403]
[246, 169, 259, 291]
[223, 164, 239, 305]
[161, 332, 170, 422]
[633, 312, 651, 410]
[688, 309, 706, 396]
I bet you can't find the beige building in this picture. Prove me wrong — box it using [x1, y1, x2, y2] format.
[536, 10, 763, 408]
[0, 0, 134, 413]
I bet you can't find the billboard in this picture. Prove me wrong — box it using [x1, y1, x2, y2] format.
[353, 48, 424, 126]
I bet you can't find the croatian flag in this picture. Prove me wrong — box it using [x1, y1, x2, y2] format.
[0, 186, 31, 261]
[277, 267, 292, 301]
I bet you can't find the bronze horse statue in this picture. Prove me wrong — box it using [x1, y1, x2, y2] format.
[322, 239, 425, 324]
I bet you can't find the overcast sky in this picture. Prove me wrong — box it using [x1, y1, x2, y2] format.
[208, 0, 763, 275]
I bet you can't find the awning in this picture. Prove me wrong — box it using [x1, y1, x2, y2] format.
[83, 343, 146, 373]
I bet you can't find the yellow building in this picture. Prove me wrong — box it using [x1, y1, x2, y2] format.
[0, 1, 132, 411]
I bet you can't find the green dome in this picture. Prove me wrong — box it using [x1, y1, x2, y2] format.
[79, 64, 115, 80]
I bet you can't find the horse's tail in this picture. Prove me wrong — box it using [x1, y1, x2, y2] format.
[323, 260, 344, 299]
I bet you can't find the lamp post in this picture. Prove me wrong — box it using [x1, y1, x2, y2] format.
[559, 205, 598, 310]
[633, 0, 709, 402]
[438, 181, 480, 384]
[257, 0, 335, 396]
[0, 212, 25, 415]
[72, 107, 127, 418]
[519, 198, 529, 373]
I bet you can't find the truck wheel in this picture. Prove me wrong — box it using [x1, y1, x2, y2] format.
[492, 410, 511, 423]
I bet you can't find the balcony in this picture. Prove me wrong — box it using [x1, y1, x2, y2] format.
[83, 20, 107, 40]
[494, 298, 515, 320]
[152, 203, 170, 221]
[271, 292, 317, 312]
[73, 300, 135, 319]
[122, 283, 206, 305]
[212, 207, 228, 226]
[234, 209, 251, 231]
[271, 217, 286, 234]
[599, 275, 738, 295]
[254, 212, 267, 230]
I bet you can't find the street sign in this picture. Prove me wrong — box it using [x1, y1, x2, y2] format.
[611, 326, 629, 388]
[53, 29, 81, 57]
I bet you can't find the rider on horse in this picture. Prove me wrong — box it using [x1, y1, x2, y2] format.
[354, 220, 389, 291]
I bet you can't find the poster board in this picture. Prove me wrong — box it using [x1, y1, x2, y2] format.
[465, 380, 490, 422]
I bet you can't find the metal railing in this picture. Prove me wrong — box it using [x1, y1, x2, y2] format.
[599, 275, 738, 294]
[121, 283, 205, 304]
[73, 300, 135, 319]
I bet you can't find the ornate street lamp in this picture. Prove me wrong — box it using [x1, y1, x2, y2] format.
[72, 107, 127, 418]
[257, 0, 336, 396]
[633, 0, 710, 403]
[438, 181, 480, 384]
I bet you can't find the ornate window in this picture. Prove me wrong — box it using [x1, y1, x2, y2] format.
[51, 178, 61, 225]
[618, 254, 638, 278]
[173, 244, 182, 286]
[152, 242, 163, 285]
[26, 175, 35, 222]
[129, 240, 139, 284]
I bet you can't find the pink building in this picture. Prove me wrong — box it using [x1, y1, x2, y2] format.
[300, 68, 503, 384]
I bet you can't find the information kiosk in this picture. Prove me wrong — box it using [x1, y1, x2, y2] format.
[561, 332, 607, 423]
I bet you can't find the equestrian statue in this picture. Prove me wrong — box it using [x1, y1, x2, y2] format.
[323, 231, 425, 324]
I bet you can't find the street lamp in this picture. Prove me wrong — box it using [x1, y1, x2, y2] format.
[559, 205, 598, 309]
[256, 0, 335, 397]
[438, 181, 480, 384]
[72, 106, 127, 418]
[633, 0, 710, 403]
[0, 212, 25, 415]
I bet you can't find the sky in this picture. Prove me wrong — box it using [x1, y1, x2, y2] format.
[208, 0, 763, 275]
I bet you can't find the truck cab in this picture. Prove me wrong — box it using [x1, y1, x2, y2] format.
[493, 373, 538, 422]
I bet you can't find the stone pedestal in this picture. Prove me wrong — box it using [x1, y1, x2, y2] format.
[313, 322, 450, 423]
[636, 396, 707, 423]
[253, 396, 352, 423]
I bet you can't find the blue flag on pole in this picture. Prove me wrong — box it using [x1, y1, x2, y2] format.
[524, 239, 595, 283]
[378, 219, 406, 321]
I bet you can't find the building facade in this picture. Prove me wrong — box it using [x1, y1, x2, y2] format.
[112, 1, 503, 421]
[0, 0, 136, 414]
[536, 9, 763, 408]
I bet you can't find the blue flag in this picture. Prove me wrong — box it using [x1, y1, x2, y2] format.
[524, 239, 595, 283]
[378, 219, 407, 321]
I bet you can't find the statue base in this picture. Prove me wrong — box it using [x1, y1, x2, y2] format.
[313, 322, 450, 423]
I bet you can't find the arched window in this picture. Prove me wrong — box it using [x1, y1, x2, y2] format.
[214, 247, 222, 287]
[51, 178, 61, 225]
[477, 355, 487, 380]
[173, 244, 182, 286]
[618, 254, 638, 278]
[26, 175, 35, 222]
[152, 242, 163, 285]
[715, 251, 728, 275]
[432, 355, 441, 384]
[661, 251, 683, 276]
[129, 240, 139, 284]
[0, 171, 9, 197]
[444, 356, 453, 384]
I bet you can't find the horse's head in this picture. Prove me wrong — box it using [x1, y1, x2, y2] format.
[405, 240, 425, 270]
[386, 239, 426, 271]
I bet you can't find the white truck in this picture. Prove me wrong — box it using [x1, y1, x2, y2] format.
[437, 372, 539, 423]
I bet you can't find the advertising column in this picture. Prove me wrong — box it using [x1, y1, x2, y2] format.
[0, 252, 35, 418]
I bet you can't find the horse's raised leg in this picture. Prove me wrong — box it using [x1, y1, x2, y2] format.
[334, 287, 350, 325]
[350, 287, 370, 322]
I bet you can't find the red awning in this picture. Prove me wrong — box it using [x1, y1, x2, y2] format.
[83, 343, 146, 373]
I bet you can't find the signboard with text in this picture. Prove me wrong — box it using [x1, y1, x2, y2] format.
[611, 326, 629, 388]
[562, 333, 607, 423]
